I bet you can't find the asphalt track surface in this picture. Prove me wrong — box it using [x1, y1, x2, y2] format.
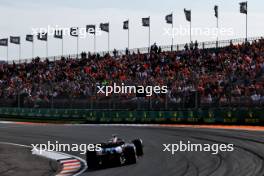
[0, 143, 58, 176]
[0, 123, 264, 176]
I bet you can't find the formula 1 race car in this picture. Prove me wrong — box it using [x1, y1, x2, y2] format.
[86, 136, 143, 169]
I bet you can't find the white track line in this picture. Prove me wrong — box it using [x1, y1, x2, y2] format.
[0, 121, 15, 124]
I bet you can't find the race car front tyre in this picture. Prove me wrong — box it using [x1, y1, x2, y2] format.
[124, 146, 137, 164]
[132, 139, 144, 156]
[86, 151, 98, 169]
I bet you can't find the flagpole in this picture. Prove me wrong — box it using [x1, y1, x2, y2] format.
[6, 46, 8, 63]
[77, 35, 79, 58]
[94, 32, 96, 53]
[216, 13, 219, 48]
[128, 19, 130, 50]
[32, 40, 34, 59]
[46, 40, 48, 59]
[148, 16, 151, 53]
[171, 12, 174, 51]
[108, 26, 110, 53]
[246, 2, 248, 42]
[19, 42, 21, 62]
[62, 37, 64, 57]
[190, 19, 192, 43]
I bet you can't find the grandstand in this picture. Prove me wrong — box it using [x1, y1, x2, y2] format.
[0, 37, 263, 110]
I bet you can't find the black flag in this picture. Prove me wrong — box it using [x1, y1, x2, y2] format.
[123, 20, 129, 30]
[0, 38, 8, 46]
[165, 14, 173, 24]
[70, 27, 79, 37]
[54, 30, 63, 39]
[10, 36, 20, 45]
[214, 5, 218, 18]
[37, 33, 48, 41]
[26, 35, 33, 42]
[240, 2, 247, 14]
[86, 25, 96, 34]
[100, 23, 109, 32]
[142, 17, 150, 27]
[184, 9, 191, 22]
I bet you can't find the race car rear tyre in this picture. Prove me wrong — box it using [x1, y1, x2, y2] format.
[124, 146, 137, 164]
[132, 139, 144, 156]
[86, 151, 98, 169]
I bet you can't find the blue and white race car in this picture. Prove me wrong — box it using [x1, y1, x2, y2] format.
[86, 136, 143, 169]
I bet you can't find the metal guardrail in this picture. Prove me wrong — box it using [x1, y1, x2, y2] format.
[0, 94, 263, 110]
[0, 107, 263, 125]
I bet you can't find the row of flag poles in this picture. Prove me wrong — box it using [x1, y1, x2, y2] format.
[0, 2, 248, 62]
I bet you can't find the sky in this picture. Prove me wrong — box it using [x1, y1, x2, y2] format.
[0, 0, 263, 61]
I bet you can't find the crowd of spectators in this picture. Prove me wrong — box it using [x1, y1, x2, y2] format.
[0, 38, 264, 109]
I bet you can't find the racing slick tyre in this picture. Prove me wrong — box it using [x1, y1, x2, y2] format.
[111, 153, 124, 166]
[124, 146, 137, 164]
[132, 139, 144, 156]
[86, 151, 98, 169]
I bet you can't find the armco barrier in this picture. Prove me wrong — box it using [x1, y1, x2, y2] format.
[0, 108, 263, 125]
